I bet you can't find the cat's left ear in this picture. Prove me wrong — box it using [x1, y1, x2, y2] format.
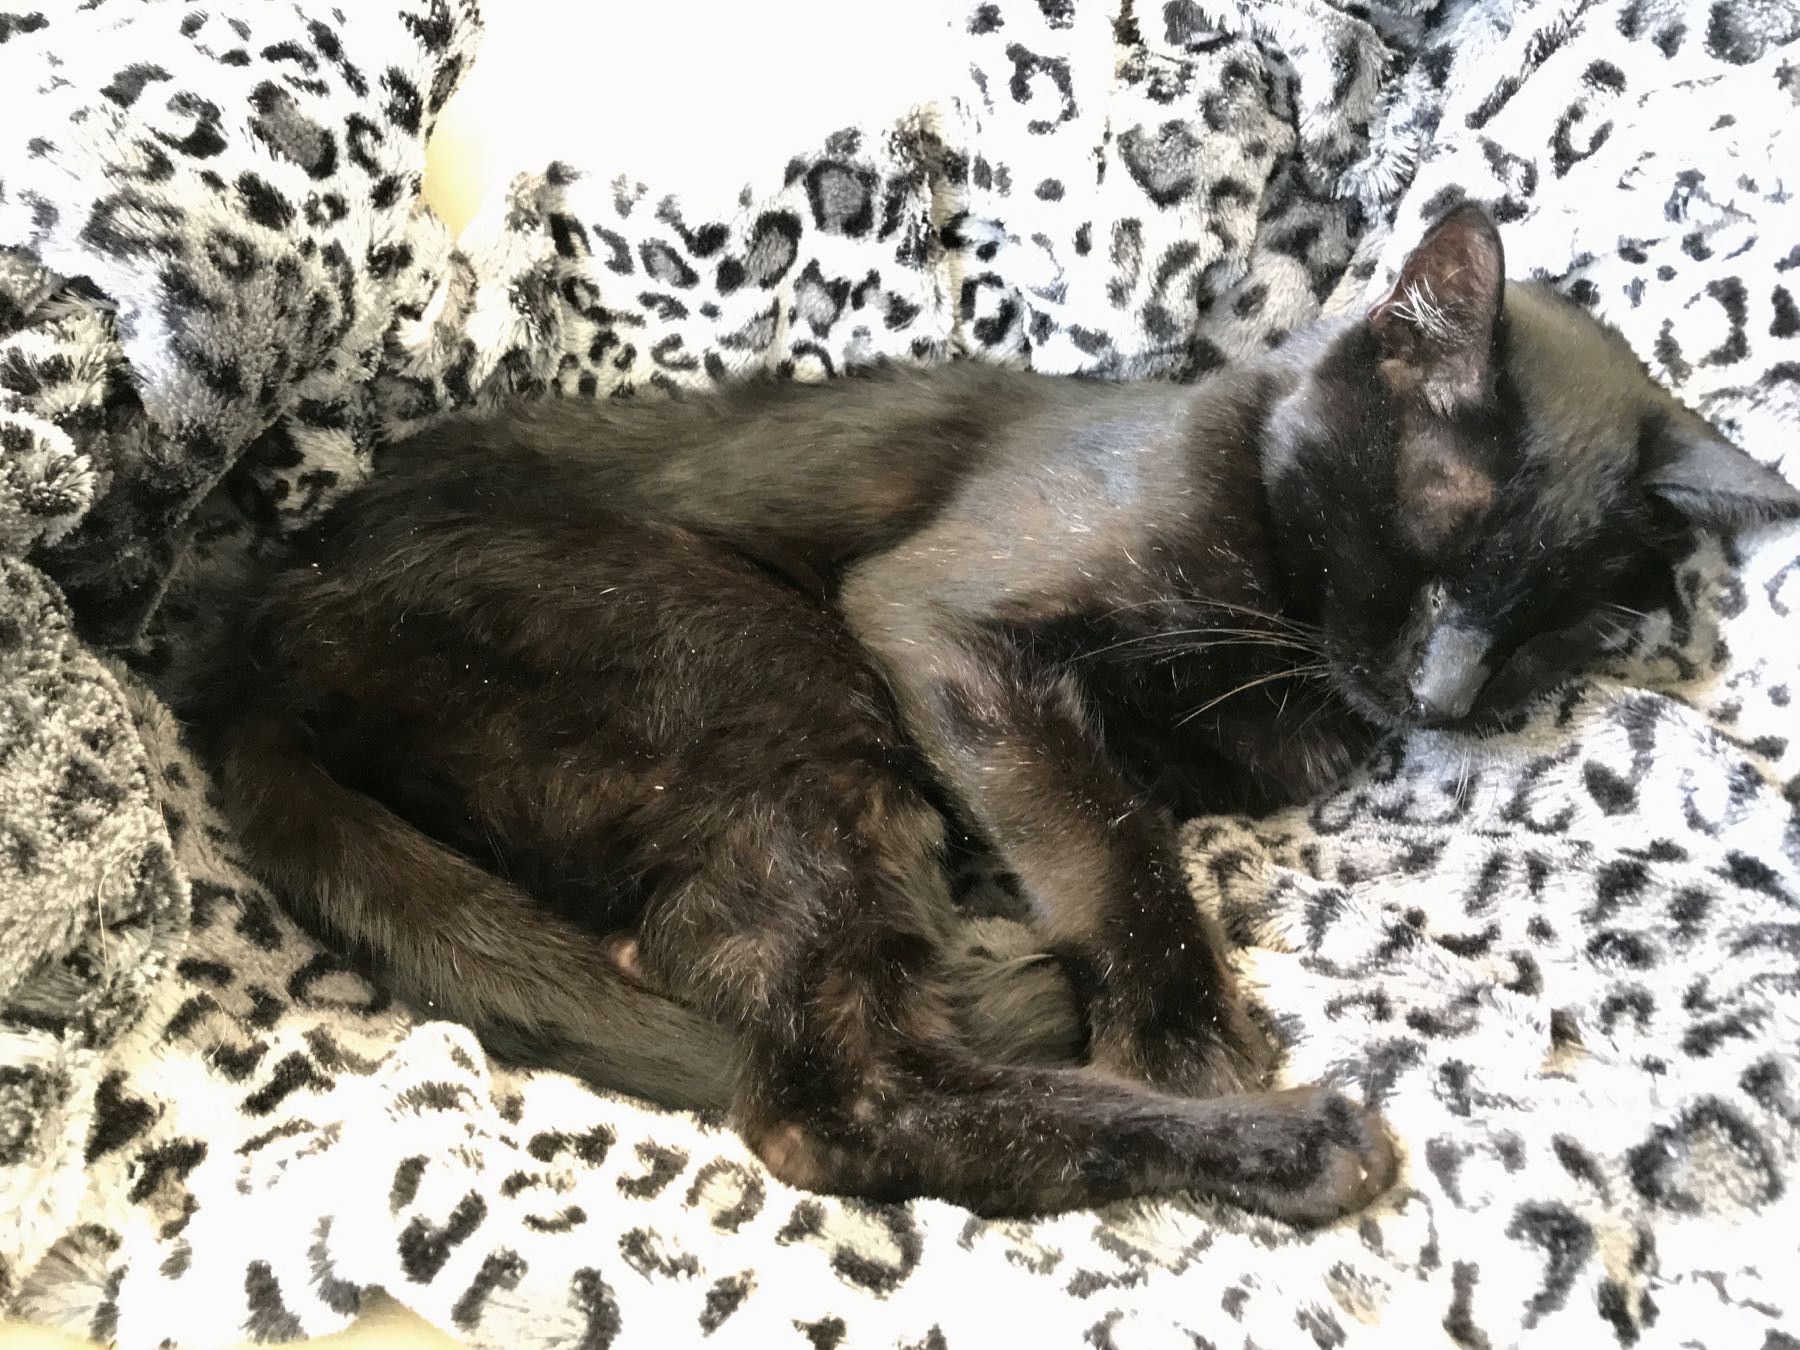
[1642, 415, 1800, 528]
[1370, 203, 1506, 414]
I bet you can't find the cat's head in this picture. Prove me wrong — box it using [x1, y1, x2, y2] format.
[1262, 202, 1800, 732]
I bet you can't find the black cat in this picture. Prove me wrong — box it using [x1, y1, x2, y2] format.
[192, 204, 1800, 1221]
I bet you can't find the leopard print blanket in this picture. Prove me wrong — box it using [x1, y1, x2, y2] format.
[3, 1, 1798, 1346]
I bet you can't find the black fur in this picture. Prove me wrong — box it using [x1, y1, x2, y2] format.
[186, 204, 1800, 1220]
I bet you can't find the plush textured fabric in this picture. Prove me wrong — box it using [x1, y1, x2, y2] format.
[2, 1, 1798, 1346]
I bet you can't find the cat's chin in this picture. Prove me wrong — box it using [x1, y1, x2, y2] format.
[1325, 668, 1420, 735]
[1327, 667, 1542, 740]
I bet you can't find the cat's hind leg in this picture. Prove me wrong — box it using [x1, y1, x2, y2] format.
[728, 941, 1396, 1221]
[627, 767, 1395, 1222]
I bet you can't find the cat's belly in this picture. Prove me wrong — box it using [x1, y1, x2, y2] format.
[259, 501, 937, 952]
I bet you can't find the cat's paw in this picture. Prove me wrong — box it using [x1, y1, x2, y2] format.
[1093, 994, 1276, 1098]
[1246, 715, 1375, 808]
[1205, 1087, 1399, 1225]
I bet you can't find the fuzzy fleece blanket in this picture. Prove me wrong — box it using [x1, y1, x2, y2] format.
[3, 1, 1800, 1346]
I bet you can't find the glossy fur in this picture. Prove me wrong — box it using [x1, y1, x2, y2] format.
[192, 205, 1800, 1221]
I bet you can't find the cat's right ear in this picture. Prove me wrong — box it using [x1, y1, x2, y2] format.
[1642, 414, 1800, 529]
[1369, 203, 1506, 415]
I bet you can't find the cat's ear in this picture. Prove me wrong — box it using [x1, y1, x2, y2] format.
[1369, 203, 1505, 414]
[1642, 415, 1800, 528]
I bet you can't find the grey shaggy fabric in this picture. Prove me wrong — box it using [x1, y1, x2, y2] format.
[2, 0, 1799, 1346]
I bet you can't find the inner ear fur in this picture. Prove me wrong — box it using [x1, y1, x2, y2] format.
[1371, 203, 1506, 415]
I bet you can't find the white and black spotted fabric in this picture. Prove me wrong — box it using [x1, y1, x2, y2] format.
[3, 0, 1799, 1346]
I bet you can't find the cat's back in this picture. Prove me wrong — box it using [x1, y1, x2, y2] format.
[359, 361, 1190, 569]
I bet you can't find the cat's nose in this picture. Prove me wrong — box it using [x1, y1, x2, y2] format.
[1408, 624, 1491, 724]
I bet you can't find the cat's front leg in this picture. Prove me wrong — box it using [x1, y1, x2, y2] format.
[1213, 702, 1376, 811]
[840, 567, 1272, 1097]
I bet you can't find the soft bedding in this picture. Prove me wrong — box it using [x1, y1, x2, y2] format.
[2, 1, 1799, 1346]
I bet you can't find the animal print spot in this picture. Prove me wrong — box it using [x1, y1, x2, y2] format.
[450, 1250, 525, 1329]
[1003, 42, 1077, 134]
[804, 162, 877, 236]
[0, 1064, 61, 1166]
[1582, 59, 1626, 93]
[1705, 0, 1800, 63]
[827, 1203, 923, 1294]
[233, 895, 284, 951]
[1587, 858, 1650, 922]
[303, 192, 349, 227]
[390, 1156, 430, 1211]
[638, 241, 697, 288]
[700, 1274, 752, 1333]
[84, 1072, 157, 1163]
[49, 756, 126, 839]
[202, 226, 260, 281]
[686, 1159, 767, 1232]
[794, 260, 850, 336]
[547, 212, 590, 260]
[731, 213, 799, 290]
[617, 1142, 687, 1198]
[1586, 928, 1657, 968]
[1551, 1136, 1610, 1198]
[0, 13, 49, 41]
[1770, 286, 1799, 338]
[397, 1193, 488, 1281]
[1739, 1056, 1793, 1114]
[1551, 104, 1612, 177]
[1719, 852, 1793, 904]
[243, 1262, 303, 1342]
[619, 1228, 700, 1279]
[569, 1269, 622, 1348]
[126, 1137, 207, 1205]
[1506, 1202, 1594, 1327]
[237, 1120, 317, 1159]
[776, 1200, 827, 1244]
[524, 1206, 586, 1234]
[1701, 277, 1749, 364]
[1626, 1096, 1781, 1211]
[240, 1050, 331, 1117]
[395, 1081, 474, 1113]
[1682, 1009, 1761, 1057]
[248, 83, 337, 178]
[382, 67, 423, 134]
[1443, 1261, 1487, 1348]
[1116, 121, 1200, 207]
[287, 952, 387, 1013]
[648, 334, 696, 370]
[101, 63, 170, 108]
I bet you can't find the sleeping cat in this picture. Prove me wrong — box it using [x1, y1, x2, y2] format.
[192, 204, 1800, 1222]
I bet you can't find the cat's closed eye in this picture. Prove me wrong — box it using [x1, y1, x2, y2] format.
[1268, 206, 1799, 732]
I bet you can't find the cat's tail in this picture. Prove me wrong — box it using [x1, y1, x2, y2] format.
[209, 708, 748, 1110]
[202, 709, 1085, 1112]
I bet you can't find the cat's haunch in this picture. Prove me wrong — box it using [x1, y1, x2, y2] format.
[188, 203, 1799, 1221]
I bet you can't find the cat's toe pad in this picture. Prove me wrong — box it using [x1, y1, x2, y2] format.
[1212, 1087, 1399, 1225]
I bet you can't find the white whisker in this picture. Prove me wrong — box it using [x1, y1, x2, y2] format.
[1175, 664, 1331, 727]
[1078, 626, 1321, 661]
[1095, 596, 1320, 637]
